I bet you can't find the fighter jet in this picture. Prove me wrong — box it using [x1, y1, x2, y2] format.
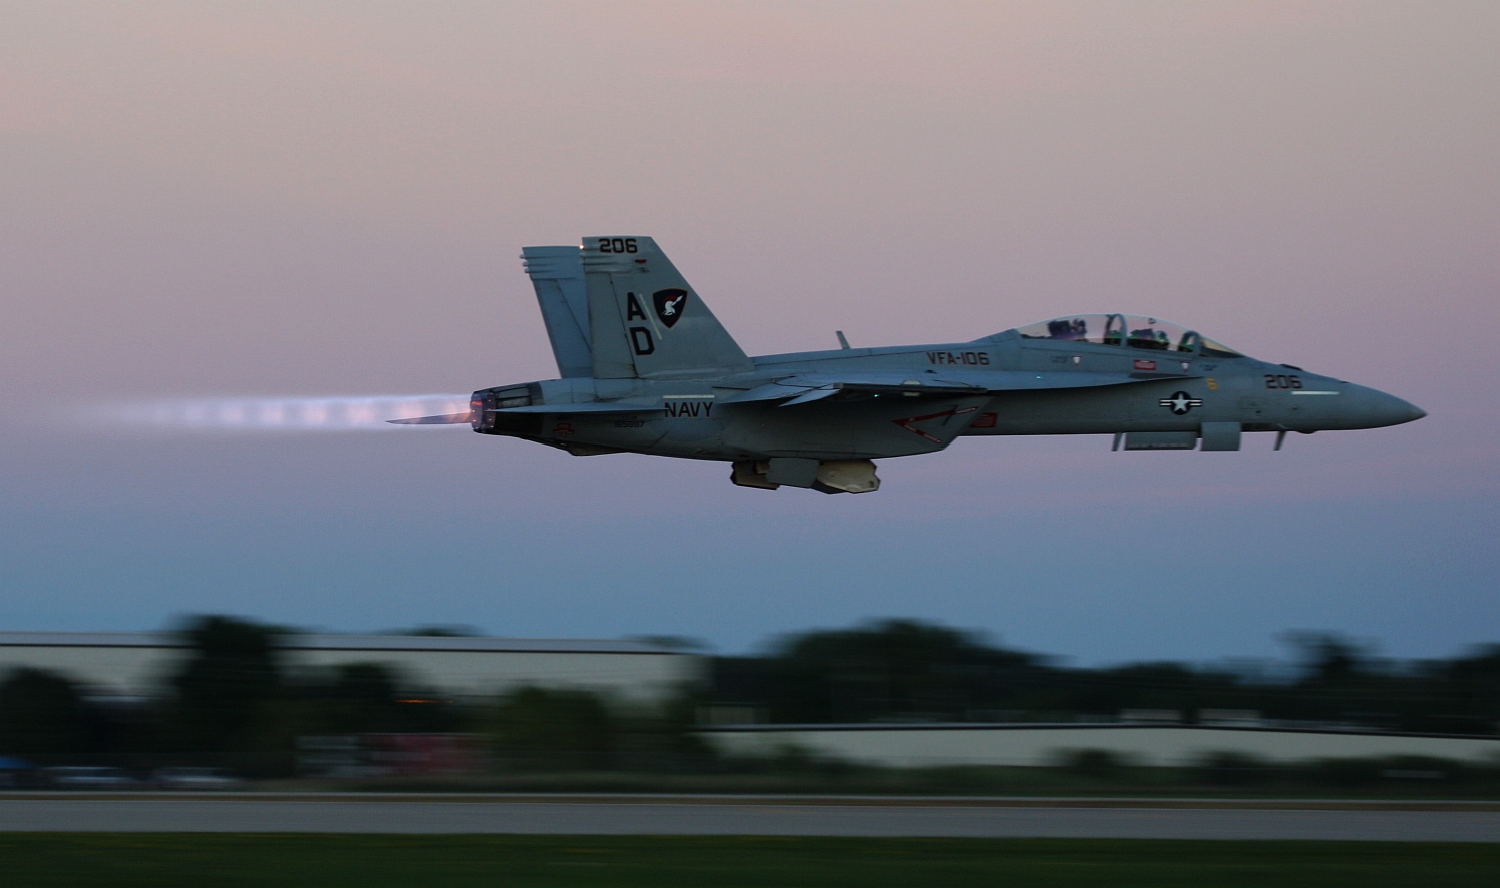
[393, 236, 1424, 494]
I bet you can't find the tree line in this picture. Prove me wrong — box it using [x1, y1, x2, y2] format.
[712, 620, 1500, 734]
[0, 616, 467, 774]
[2, 616, 1497, 777]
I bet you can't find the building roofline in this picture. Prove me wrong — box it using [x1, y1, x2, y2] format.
[0, 632, 689, 656]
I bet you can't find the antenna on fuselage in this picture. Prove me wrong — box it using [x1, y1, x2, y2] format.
[836, 331, 851, 350]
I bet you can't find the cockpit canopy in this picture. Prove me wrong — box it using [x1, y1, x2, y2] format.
[1014, 314, 1242, 357]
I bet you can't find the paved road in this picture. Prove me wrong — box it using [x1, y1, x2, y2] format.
[3, 797, 1499, 841]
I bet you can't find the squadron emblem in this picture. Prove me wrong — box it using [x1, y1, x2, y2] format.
[652, 288, 688, 329]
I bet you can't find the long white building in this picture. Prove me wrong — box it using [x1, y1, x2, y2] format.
[703, 723, 1500, 766]
[0, 632, 702, 704]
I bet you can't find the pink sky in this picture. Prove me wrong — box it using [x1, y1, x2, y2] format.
[2, 2, 1497, 660]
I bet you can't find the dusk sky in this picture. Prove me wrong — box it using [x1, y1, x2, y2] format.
[3, 2, 1497, 664]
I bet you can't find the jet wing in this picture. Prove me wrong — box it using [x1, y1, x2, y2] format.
[721, 370, 1186, 406]
[387, 412, 475, 425]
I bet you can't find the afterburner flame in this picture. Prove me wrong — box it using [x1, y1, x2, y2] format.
[103, 395, 472, 431]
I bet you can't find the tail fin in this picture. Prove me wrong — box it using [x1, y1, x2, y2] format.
[521, 246, 592, 378]
[581, 236, 752, 379]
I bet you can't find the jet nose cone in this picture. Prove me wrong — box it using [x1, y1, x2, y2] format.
[1383, 394, 1426, 425]
[1344, 385, 1425, 428]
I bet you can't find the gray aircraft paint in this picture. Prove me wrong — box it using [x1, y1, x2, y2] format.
[396, 237, 1425, 494]
[520, 246, 592, 379]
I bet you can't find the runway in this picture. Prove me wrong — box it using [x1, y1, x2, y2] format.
[3, 795, 1500, 841]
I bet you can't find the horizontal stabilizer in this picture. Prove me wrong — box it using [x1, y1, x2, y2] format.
[392, 401, 675, 422]
[492, 401, 660, 415]
[387, 412, 474, 425]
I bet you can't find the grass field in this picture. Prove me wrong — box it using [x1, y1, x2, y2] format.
[3, 836, 1499, 887]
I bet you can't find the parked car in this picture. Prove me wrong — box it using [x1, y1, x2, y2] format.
[151, 767, 243, 790]
[43, 766, 138, 789]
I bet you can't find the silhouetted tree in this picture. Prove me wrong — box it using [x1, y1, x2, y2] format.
[489, 687, 615, 770]
[1287, 633, 1372, 684]
[722, 619, 1046, 723]
[383, 626, 482, 637]
[301, 662, 462, 735]
[0, 668, 95, 755]
[1442, 644, 1500, 730]
[169, 615, 284, 752]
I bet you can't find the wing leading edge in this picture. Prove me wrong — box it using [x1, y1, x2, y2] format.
[721, 370, 1188, 406]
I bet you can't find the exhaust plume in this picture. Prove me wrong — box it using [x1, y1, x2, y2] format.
[100, 395, 472, 432]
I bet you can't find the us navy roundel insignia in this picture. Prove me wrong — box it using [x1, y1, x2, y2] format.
[652, 288, 688, 329]
[1159, 391, 1203, 415]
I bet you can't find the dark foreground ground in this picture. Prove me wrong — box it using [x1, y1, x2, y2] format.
[4, 836, 1500, 887]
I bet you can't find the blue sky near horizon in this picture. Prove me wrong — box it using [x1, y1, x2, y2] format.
[2, 2, 1497, 663]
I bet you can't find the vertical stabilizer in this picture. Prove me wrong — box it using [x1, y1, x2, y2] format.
[581, 236, 752, 379]
[521, 246, 592, 378]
